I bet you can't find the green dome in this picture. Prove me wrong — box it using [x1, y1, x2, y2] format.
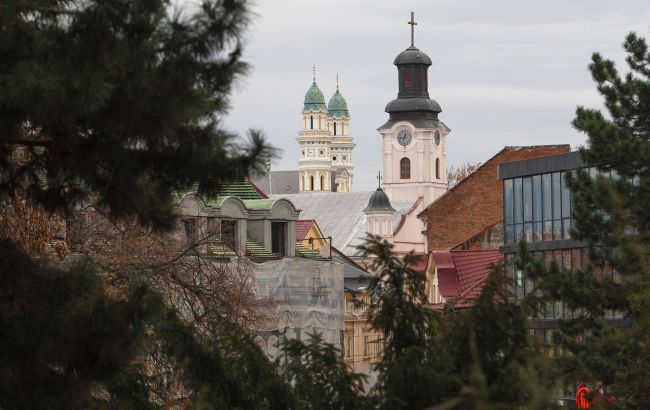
[327, 90, 350, 119]
[303, 82, 327, 112]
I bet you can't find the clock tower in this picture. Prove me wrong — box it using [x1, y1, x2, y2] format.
[378, 13, 450, 206]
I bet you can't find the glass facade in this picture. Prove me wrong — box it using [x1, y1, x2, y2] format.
[503, 171, 571, 245]
[503, 250, 623, 320]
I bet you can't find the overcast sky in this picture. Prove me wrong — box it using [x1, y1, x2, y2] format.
[218, 0, 650, 191]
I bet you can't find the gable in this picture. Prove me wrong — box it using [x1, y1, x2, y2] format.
[418, 145, 570, 251]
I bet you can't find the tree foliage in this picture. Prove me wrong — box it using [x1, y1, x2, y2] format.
[0, 0, 274, 230]
[280, 332, 367, 410]
[447, 162, 481, 189]
[523, 32, 650, 406]
[0, 239, 292, 409]
[359, 236, 552, 409]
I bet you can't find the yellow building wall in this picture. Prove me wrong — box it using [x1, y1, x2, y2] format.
[343, 289, 383, 389]
[301, 224, 326, 250]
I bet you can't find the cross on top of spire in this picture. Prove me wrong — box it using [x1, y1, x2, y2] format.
[377, 171, 383, 187]
[336, 72, 339, 91]
[312, 64, 316, 83]
[408, 11, 417, 47]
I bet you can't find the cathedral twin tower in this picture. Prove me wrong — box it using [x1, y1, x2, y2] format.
[297, 69, 355, 193]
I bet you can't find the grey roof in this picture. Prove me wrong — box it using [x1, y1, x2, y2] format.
[498, 149, 580, 180]
[378, 118, 440, 131]
[385, 97, 441, 114]
[363, 187, 396, 212]
[251, 170, 342, 195]
[394, 46, 433, 66]
[274, 191, 373, 255]
[250, 171, 299, 195]
[273, 191, 416, 256]
[331, 247, 374, 292]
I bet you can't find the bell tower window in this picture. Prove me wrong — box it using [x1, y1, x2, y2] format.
[400, 157, 411, 179]
[310, 175, 314, 191]
[310, 115, 314, 129]
[435, 158, 440, 179]
[404, 70, 413, 89]
[333, 122, 337, 136]
[320, 175, 325, 190]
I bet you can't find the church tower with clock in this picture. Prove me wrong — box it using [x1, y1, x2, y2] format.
[379, 13, 450, 207]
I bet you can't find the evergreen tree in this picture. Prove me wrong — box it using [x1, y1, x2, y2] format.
[279, 332, 366, 410]
[359, 236, 459, 409]
[0, 239, 293, 409]
[526, 33, 650, 406]
[0, 0, 273, 230]
[360, 236, 554, 409]
[0, 1, 294, 407]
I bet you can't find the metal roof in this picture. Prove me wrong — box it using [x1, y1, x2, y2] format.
[273, 191, 415, 256]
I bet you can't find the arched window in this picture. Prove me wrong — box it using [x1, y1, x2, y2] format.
[435, 158, 440, 179]
[333, 122, 337, 136]
[320, 175, 325, 190]
[400, 157, 410, 179]
[310, 175, 314, 191]
[310, 115, 314, 129]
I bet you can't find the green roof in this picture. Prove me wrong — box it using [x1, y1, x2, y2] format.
[327, 90, 350, 119]
[214, 180, 262, 200]
[246, 236, 279, 260]
[295, 242, 329, 261]
[177, 180, 263, 206]
[303, 82, 327, 112]
[242, 198, 276, 210]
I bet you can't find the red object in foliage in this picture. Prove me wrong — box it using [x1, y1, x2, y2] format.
[576, 384, 591, 409]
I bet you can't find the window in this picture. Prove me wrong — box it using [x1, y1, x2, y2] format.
[220, 219, 237, 252]
[400, 157, 410, 179]
[310, 175, 314, 191]
[346, 335, 352, 358]
[364, 336, 368, 357]
[504, 171, 574, 245]
[435, 158, 440, 179]
[271, 222, 286, 255]
[404, 70, 412, 89]
[310, 115, 313, 129]
[183, 218, 197, 243]
[504, 179, 514, 244]
[333, 122, 337, 135]
[320, 175, 325, 190]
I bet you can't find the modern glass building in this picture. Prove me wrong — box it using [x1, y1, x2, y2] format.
[498, 152, 628, 335]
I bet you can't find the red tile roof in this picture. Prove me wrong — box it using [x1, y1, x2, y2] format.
[296, 219, 316, 241]
[410, 253, 428, 273]
[432, 249, 503, 308]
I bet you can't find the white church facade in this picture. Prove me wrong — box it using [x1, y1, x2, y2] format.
[253, 14, 448, 258]
[297, 69, 356, 193]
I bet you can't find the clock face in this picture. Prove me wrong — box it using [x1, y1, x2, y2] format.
[397, 129, 412, 146]
[435, 130, 441, 146]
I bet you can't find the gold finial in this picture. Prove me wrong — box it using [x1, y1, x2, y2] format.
[336, 72, 339, 91]
[312, 64, 316, 83]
